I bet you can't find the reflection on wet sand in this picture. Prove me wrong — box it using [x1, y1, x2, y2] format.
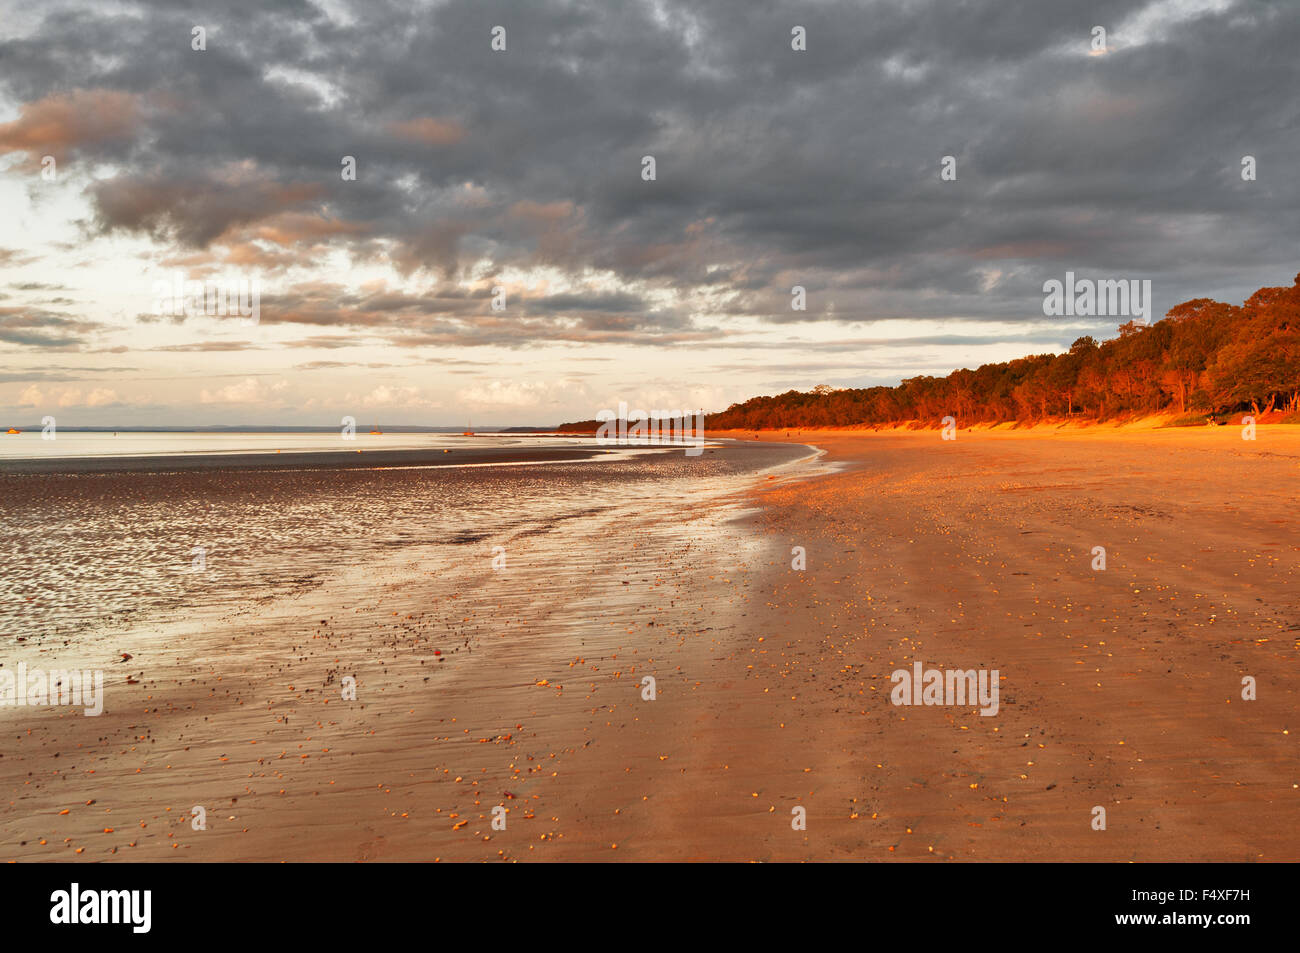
[0, 440, 818, 861]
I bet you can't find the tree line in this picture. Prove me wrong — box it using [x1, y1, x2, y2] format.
[701, 271, 1300, 430]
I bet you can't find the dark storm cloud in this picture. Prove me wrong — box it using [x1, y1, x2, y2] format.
[1, 0, 1297, 345]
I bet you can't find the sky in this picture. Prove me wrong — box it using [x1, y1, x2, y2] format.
[0, 0, 1297, 427]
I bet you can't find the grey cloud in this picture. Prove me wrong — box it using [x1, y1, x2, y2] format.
[0, 307, 102, 348]
[0, 0, 1295, 349]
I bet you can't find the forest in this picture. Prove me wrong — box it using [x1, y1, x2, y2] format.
[699, 272, 1300, 431]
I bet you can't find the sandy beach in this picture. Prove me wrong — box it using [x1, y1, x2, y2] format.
[714, 426, 1300, 861]
[3, 428, 1297, 862]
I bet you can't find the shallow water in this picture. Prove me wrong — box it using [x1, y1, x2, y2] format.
[0, 441, 812, 640]
[0, 430, 577, 460]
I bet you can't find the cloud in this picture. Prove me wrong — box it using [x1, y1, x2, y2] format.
[457, 378, 589, 409]
[199, 377, 288, 404]
[15, 384, 120, 408]
[0, 88, 142, 164]
[358, 384, 429, 407]
[83, 387, 118, 407]
[0, 307, 102, 349]
[387, 117, 466, 146]
[224, 281, 716, 348]
[150, 341, 262, 352]
[1, 0, 1297, 407]
[91, 166, 327, 248]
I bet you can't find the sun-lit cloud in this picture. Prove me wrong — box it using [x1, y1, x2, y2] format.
[0, 88, 143, 165]
[199, 377, 288, 405]
[387, 117, 466, 147]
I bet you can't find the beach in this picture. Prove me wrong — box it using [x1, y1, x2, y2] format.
[0, 438, 814, 860]
[2, 428, 1297, 861]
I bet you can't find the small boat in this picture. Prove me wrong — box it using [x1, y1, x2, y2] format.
[4, 428, 19, 435]
[369, 423, 382, 435]
[462, 418, 474, 436]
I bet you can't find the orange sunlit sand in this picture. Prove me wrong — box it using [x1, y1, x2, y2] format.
[3, 427, 1295, 861]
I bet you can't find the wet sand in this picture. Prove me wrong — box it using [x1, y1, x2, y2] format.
[0, 440, 779, 639]
[0, 443, 603, 475]
[0, 440, 812, 860]
[3, 429, 1297, 861]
